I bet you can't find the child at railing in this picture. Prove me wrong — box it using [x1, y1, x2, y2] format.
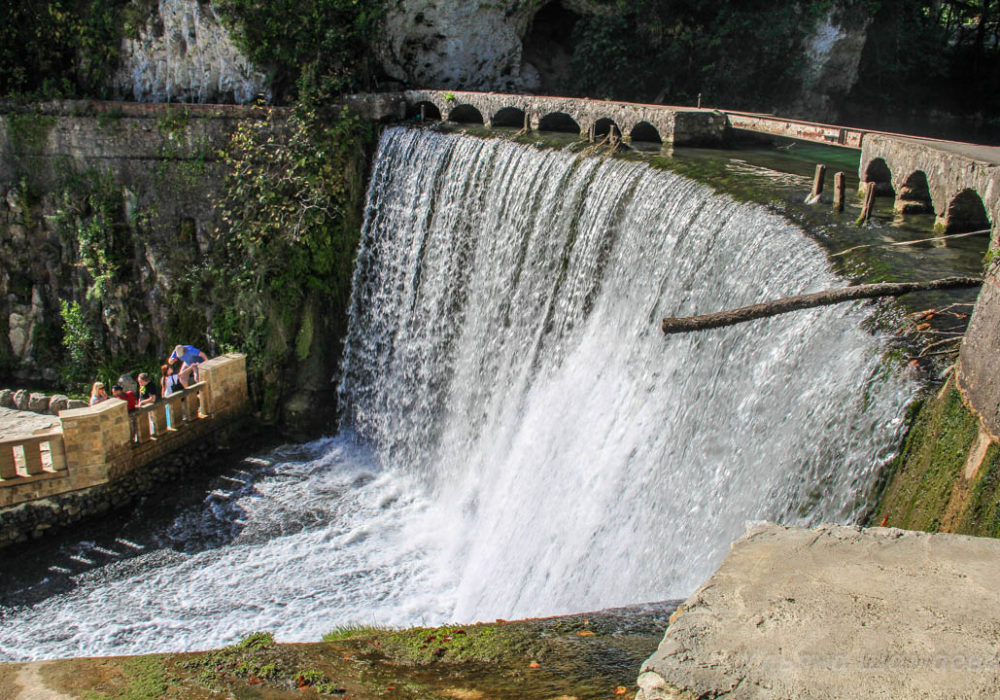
[160, 364, 182, 429]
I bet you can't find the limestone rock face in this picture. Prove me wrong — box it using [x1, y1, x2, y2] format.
[638, 523, 1000, 699]
[112, 0, 269, 104]
[377, 1, 536, 91]
[790, 7, 871, 121]
[376, 0, 608, 91]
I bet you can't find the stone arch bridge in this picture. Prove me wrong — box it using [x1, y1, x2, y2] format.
[350, 89, 1000, 243]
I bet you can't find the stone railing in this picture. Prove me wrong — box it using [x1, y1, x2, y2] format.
[0, 353, 248, 508]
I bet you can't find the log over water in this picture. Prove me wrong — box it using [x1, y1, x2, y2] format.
[661, 277, 983, 334]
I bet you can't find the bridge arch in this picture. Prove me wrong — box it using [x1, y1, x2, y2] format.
[447, 104, 485, 125]
[593, 117, 620, 138]
[538, 112, 581, 134]
[629, 121, 662, 145]
[408, 100, 442, 121]
[863, 158, 895, 196]
[937, 188, 992, 234]
[894, 171, 933, 215]
[492, 106, 526, 128]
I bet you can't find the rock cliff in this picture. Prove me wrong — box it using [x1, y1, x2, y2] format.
[112, 0, 269, 104]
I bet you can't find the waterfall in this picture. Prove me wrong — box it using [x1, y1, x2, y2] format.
[0, 127, 913, 662]
[338, 127, 912, 619]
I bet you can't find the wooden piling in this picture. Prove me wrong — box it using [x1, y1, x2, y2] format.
[833, 172, 845, 212]
[420, 104, 426, 122]
[523, 111, 530, 132]
[806, 164, 826, 204]
[857, 181, 876, 225]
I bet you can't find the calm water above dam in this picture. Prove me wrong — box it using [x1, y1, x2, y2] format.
[0, 127, 983, 661]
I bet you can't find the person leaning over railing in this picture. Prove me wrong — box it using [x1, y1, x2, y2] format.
[168, 344, 208, 387]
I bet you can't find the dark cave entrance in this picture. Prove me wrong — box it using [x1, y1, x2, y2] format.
[521, 2, 581, 94]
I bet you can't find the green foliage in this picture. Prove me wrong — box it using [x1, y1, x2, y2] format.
[851, 0, 1000, 120]
[211, 99, 371, 417]
[214, 0, 384, 102]
[0, 0, 129, 98]
[235, 631, 275, 651]
[59, 300, 98, 382]
[570, 0, 847, 108]
[53, 169, 133, 303]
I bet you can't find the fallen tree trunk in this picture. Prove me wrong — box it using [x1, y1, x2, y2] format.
[661, 276, 983, 335]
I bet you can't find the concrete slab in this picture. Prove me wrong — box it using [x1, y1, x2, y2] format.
[638, 523, 1000, 699]
[0, 407, 59, 439]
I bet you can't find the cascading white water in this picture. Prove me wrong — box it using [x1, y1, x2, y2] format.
[0, 127, 913, 662]
[339, 127, 913, 619]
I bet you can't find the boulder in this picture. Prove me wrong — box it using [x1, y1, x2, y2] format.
[66, 399, 87, 410]
[48, 395, 70, 414]
[0, 389, 13, 408]
[28, 392, 49, 412]
[13, 389, 29, 410]
[638, 523, 1000, 699]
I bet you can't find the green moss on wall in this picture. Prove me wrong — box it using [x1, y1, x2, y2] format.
[873, 379, 1000, 538]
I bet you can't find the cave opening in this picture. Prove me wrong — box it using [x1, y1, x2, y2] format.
[521, 2, 581, 93]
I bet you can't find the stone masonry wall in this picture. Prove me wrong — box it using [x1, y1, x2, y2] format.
[0, 101, 249, 379]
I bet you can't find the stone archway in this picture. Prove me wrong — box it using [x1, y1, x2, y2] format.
[630, 121, 662, 145]
[409, 100, 442, 121]
[447, 104, 485, 125]
[492, 106, 526, 128]
[895, 171, 933, 215]
[937, 188, 992, 234]
[538, 112, 581, 134]
[593, 117, 621, 139]
[863, 158, 895, 197]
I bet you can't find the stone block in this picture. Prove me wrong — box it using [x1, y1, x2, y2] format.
[66, 399, 87, 410]
[0, 389, 13, 408]
[28, 392, 49, 412]
[13, 389, 29, 410]
[48, 395, 69, 414]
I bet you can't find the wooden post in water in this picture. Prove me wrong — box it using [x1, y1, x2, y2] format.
[857, 181, 877, 225]
[523, 111, 530, 132]
[806, 164, 826, 204]
[588, 123, 595, 142]
[833, 172, 845, 212]
[420, 104, 426, 122]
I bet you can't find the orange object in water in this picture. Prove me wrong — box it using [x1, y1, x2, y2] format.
[880, 514, 889, 527]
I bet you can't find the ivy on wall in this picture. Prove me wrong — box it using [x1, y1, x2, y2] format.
[210, 98, 372, 418]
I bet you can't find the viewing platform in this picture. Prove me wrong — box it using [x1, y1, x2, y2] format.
[0, 353, 248, 518]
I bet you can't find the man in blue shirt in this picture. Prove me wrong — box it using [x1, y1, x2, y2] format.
[169, 344, 208, 386]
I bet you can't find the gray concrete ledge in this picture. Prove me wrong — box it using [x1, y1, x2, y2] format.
[638, 523, 1000, 699]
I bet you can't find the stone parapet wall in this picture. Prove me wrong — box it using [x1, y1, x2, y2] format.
[0, 354, 248, 516]
[0, 418, 249, 548]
